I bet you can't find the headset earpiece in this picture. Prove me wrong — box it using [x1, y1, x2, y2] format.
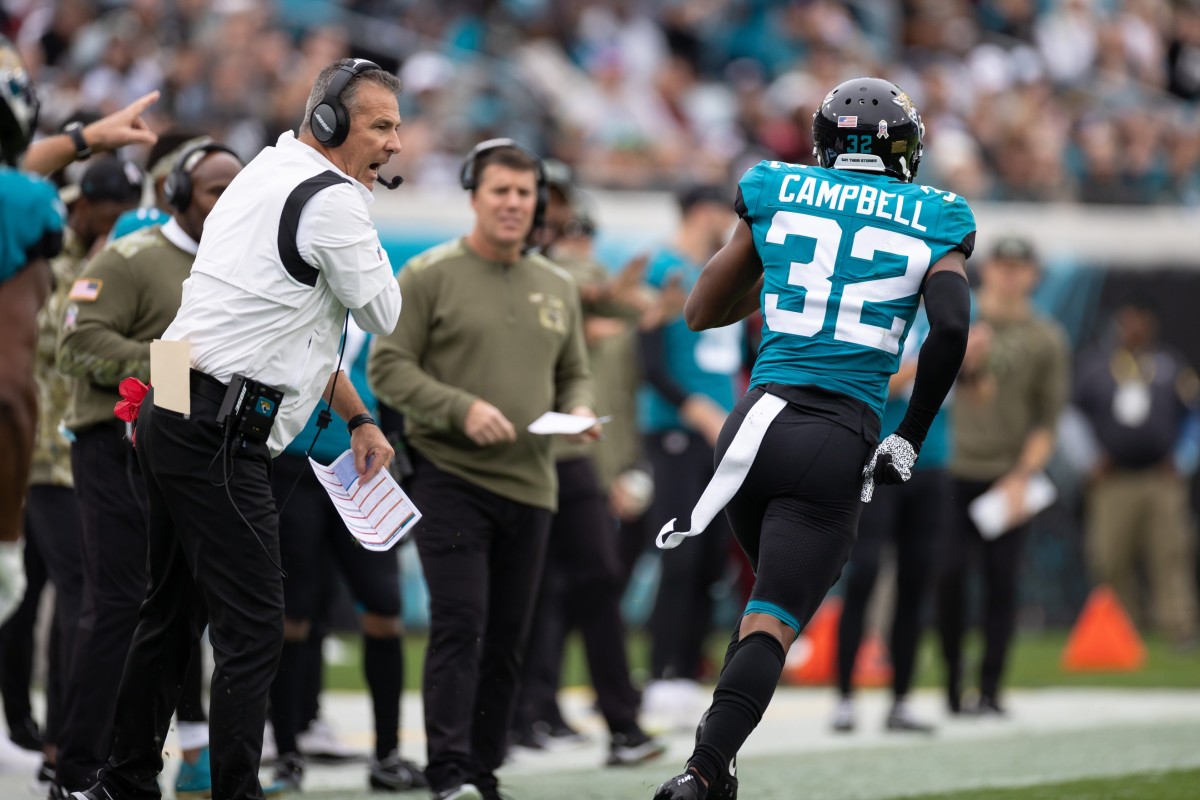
[308, 58, 382, 148]
[459, 137, 548, 233]
[166, 140, 243, 213]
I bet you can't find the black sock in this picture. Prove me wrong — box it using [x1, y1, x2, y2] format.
[270, 640, 305, 756]
[688, 632, 786, 785]
[363, 634, 402, 760]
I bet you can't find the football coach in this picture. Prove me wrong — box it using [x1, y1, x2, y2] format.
[73, 58, 403, 800]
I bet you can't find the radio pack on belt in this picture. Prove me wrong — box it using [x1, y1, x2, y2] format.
[216, 374, 284, 444]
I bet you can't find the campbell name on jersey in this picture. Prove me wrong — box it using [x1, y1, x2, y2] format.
[738, 160, 975, 418]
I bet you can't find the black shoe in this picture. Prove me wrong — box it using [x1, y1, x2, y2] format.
[270, 752, 304, 793]
[68, 785, 121, 800]
[966, 695, 1007, 717]
[535, 720, 589, 747]
[368, 751, 427, 791]
[653, 773, 706, 800]
[607, 730, 667, 767]
[693, 711, 737, 800]
[885, 704, 935, 734]
[508, 725, 547, 751]
[10, 715, 43, 752]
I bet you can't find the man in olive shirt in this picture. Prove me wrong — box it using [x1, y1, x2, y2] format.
[368, 141, 596, 800]
[935, 236, 1069, 716]
[53, 143, 243, 795]
[510, 167, 663, 766]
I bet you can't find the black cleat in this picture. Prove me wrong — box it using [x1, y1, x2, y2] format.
[693, 711, 738, 800]
[653, 772, 705, 800]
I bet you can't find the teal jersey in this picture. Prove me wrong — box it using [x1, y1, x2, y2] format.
[0, 169, 65, 284]
[111, 207, 169, 241]
[879, 312, 951, 469]
[283, 322, 377, 465]
[639, 247, 743, 432]
[740, 161, 975, 418]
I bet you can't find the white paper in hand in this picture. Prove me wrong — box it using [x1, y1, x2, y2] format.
[309, 450, 421, 551]
[527, 412, 611, 435]
[968, 472, 1058, 540]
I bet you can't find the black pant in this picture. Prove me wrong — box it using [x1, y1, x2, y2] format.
[269, 452, 402, 756]
[935, 477, 1028, 704]
[15, 485, 84, 746]
[57, 423, 150, 790]
[408, 455, 551, 794]
[516, 458, 640, 737]
[0, 490, 49, 742]
[100, 382, 284, 800]
[646, 430, 732, 681]
[836, 469, 949, 700]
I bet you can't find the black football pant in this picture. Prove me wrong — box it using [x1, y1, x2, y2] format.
[269, 452, 403, 760]
[515, 457, 641, 738]
[646, 431, 731, 681]
[836, 469, 949, 700]
[935, 478, 1029, 705]
[408, 455, 550, 795]
[689, 386, 874, 785]
[100, 379, 283, 800]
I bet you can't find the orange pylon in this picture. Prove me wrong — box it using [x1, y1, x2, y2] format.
[783, 598, 841, 684]
[853, 634, 893, 688]
[1062, 586, 1146, 672]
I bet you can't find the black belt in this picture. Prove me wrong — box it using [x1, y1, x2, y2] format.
[189, 369, 228, 406]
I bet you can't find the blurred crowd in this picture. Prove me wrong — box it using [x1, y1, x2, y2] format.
[5, 0, 1200, 202]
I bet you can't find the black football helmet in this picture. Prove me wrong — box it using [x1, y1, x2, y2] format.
[0, 37, 38, 167]
[812, 77, 923, 182]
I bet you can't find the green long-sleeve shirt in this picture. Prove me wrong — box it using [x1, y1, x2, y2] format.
[368, 237, 593, 511]
[952, 312, 1070, 481]
[58, 226, 194, 432]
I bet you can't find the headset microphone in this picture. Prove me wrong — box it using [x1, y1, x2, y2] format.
[378, 173, 403, 190]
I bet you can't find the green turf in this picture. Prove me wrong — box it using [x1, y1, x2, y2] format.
[895, 768, 1200, 799]
[324, 629, 1200, 692]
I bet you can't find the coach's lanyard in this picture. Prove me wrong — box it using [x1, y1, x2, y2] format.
[656, 392, 788, 550]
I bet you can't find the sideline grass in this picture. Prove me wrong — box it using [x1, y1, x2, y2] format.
[896, 768, 1200, 799]
[325, 629, 1200, 692]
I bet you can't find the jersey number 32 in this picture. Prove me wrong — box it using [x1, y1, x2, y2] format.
[763, 210, 930, 355]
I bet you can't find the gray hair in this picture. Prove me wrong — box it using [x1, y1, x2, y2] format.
[299, 59, 402, 137]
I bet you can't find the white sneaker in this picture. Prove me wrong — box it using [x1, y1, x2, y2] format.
[296, 718, 363, 762]
[831, 698, 855, 733]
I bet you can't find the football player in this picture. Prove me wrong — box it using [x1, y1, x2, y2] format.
[652, 76, 975, 799]
[0, 37, 65, 622]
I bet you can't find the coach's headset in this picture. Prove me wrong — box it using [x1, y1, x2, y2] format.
[310, 58, 383, 148]
[459, 137, 549, 240]
[164, 139, 242, 213]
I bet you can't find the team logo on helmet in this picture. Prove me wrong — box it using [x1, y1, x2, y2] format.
[892, 92, 920, 123]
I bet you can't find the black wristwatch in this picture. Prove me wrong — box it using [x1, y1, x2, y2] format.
[64, 122, 92, 162]
[346, 413, 377, 434]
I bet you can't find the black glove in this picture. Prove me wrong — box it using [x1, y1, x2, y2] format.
[861, 434, 919, 503]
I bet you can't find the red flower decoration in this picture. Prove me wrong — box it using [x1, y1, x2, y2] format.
[113, 377, 150, 444]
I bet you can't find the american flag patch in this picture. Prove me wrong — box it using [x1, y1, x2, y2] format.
[68, 278, 103, 301]
[838, 115, 858, 127]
